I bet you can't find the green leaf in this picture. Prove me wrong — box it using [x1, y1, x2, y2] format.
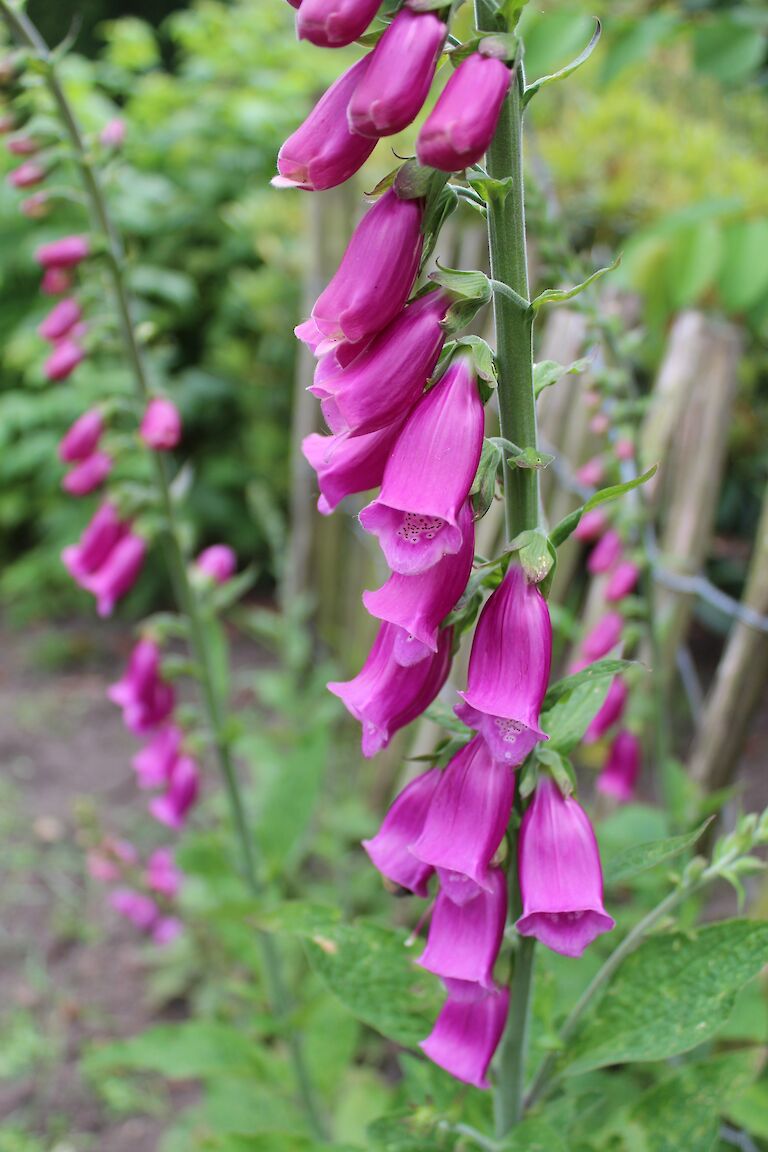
[543, 658, 634, 709]
[536, 747, 576, 796]
[550, 466, 657, 548]
[533, 357, 589, 398]
[726, 1078, 768, 1141]
[599, 13, 678, 86]
[541, 676, 612, 754]
[368, 1112, 449, 1152]
[565, 920, 768, 1075]
[531, 255, 621, 311]
[429, 265, 491, 303]
[523, 19, 601, 106]
[718, 219, 768, 313]
[693, 18, 767, 85]
[84, 1021, 262, 1081]
[605, 818, 713, 886]
[499, 1117, 568, 1151]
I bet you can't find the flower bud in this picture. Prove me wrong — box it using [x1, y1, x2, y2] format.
[132, 724, 183, 790]
[573, 507, 608, 542]
[587, 528, 622, 574]
[145, 848, 182, 898]
[100, 118, 126, 148]
[39, 297, 82, 343]
[605, 560, 640, 602]
[582, 611, 623, 661]
[297, 0, 382, 48]
[108, 638, 175, 735]
[35, 235, 90, 269]
[61, 501, 127, 584]
[62, 451, 112, 496]
[8, 160, 45, 188]
[597, 728, 641, 803]
[576, 456, 604, 488]
[41, 268, 73, 296]
[44, 339, 85, 381]
[149, 754, 201, 830]
[417, 53, 510, 172]
[59, 408, 103, 462]
[140, 397, 182, 451]
[7, 134, 38, 156]
[195, 544, 237, 585]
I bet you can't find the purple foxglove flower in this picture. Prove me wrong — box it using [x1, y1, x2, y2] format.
[61, 501, 127, 584]
[302, 418, 405, 515]
[420, 985, 509, 1089]
[149, 754, 201, 830]
[328, 621, 452, 757]
[347, 9, 446, 139]
[40, 297, 82, 343]
[583, 676, 628, 745]
[587, 528, 622, 574]
[362, 767, 441, 896]
[597, 728, 641, 803]
[108, 638, 175, 735]
[310, 290, 449, 437]
[62, 450, 112, 496]
[8, 161, 45, 188]
[153, 916, 183, 946]
[45, 339, 85, 381]
[140, 397, 182, 450]
[410, 735, 515, 900]
[7, 135, 38, 156]
[145, 848, 182, 897]
[358, 356, 483, 575]
[573, 507, 608, 542]
[363, 499, 474, 656]
[605, 560, 640, 602]
[132, 724, 184, 790]
[59, 408, 103, 462]
[417, 53, 510, 172]
[41, 268, 72, 296]
[83, 531, 147, 617]
[21, 192, 50, 219]
[110, 888, 159, 932]
[195, 544, 237, 584]
[35, 235, 90, 269]
[576, 456, 604, 488]
[307, 189, 424, 347]
[582, 611, 623, 661]
[418, 868, 506, 988]
[516, 776, 615, 957]
[100, 118, 126, 148]
[297, 0, 382, 47]
[456, 564, 551, 766]
[274, 57, 377, 191]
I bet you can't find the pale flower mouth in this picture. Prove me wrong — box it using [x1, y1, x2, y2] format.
[397, 511, 447, 544]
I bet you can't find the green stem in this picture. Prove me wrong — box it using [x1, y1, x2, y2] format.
[474, 0, 540, 1136]
[0, 3, 326, 1137]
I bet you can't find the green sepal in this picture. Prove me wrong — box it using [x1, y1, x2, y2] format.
[534, 357, 590, 398]
[454, 335, 498, 387]
[536, 746, 576, 797]
[471, 438, 503, 521]
[506, 527, 554, 585]
[395, 157, 444, 201]
[518, 756, 539, 799]
[450, 32, 519, 65]
[531, 254, 621, 311]
[430, 264, 492, 335]
[523, 19, 602, 107]
[550, 465, 658, 548]
[468, 172, 515, 205]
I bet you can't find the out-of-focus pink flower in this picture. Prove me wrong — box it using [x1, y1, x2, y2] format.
[62, 451, 112, 496]
[420, 985, 509, 1089]
[195, 544, 237, 585]
[573, 508, 608, 542]
[582, 612, 623, 661]
[297, 0, 382, 47]
[417, 53, 510, 172]
[576, 456, 604, 488]
[21, 192, 50, 219]
[35, 235, 90, 269]
[41, 267, 73, 295]
[100, 118, 126, 148]
[110, 888, 159, 932]
[140, 397, 182, 451]
[87, 837, 138, 882]
[59, 408, 103, 462]
[589, 412, 610, 435]
[153, 916, 183, 946]
[132, 724, 184, 790]
[83, 531, 147, 617]
[62, 501, 127, 584]
[597, 728, 641, 803]
[108, 638, 175, 735]
[615, 437, 634, 461]
[7, 134, 38, 156]
[39, 297, 82, 343]
[8, 161, 45, 188]
[145, 848, 183, 897]
[583, 676, 628, 744]
[149, 755, 201, 830]
[587, 528, 622, 574]
[44, 339, 85, 381]
[362, 767, 442, 896]
[605, 560, 640, 602]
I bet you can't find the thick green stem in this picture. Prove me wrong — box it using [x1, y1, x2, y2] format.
[0, 3, 325, 1137]
[474, 0, 539, 1135]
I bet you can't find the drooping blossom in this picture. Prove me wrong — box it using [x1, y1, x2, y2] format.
[44, 339, 85, 381]
[310, 290, 449, 437]
[140, 397, 182, 451]
[61, 500, 127, 584]
[304, 188, 424, 346]
[145, 848, 183, 898]
[410, 736, 515, 902]
[516, 776, 615, 957]
[100, 118, 126, 148]
[363, 499, 474, 659]
[416, 53, 510, 172]
[39, 297, 82, 343]
[149, 754, 201, 830]
[59, 408, 103, 462]
[573, 507, 608, 542]
[597, 729, 641, 803]
[456, 563, 551, 765]
[108, 638, 175, 735]
[274, 56, 376, 191]
[62, 451, 112, 496]
[35, 235, 90, 269]
[420, 985, 509, 1089]
[132, 724, 184, 790]
[302, 418, 405, 515]
[418, 869, 506, 989]
[587, 528, 622, 574]
[583, 676, 628, 744]
[359, 356, 484, 575]
[576, 456, 604, 488]
[41, 268, 72, 295]
[362, 767, 441, 897]
[297, 0, 382, 47]
[328, 621, 452, 757]
[605, 560, 640, 602]
[8, 160, 45, 188]
[582, 612, 623, 661]
[110, 888, 159, 931]
[83, 531, 147, 617]
[347, 8, 446, 138]
[195, 544, 237, 585]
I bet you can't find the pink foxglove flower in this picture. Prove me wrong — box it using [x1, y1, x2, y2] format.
[573, 507, 608, 542]
[456, 564, 551, 765]
[83, 531, 147, 617]
[59, 408, 103, 462]
[8, 161, 45, 188]
[100, 118, 126, 148]
[274, 56, 376, 191]
[61, 501, 127, 584]
[132, 724, 184, 790]
[153, 916, 183, 946]
[359, 356, 483, 575]
[140, 397, 182, 450]
[7, 135, 38, 156]
[615, 437, 634, 461]
[605, 559, 640, 602]
[149, 754, 201, 830]
[328, 621, 452, 757]
[576, 456, 604, 488]
[39, 297, 82, 343]
[417, 53, 510, 172]
[297, 0, 382, 47]
[62, 451, 112, 496]
[420, 985, 509, 1089]
[597, 729, 641, 803]
[418, 869, 506, 988]
[410, 735, 515, 902]
[583, 676, 628, 744]
[347, 9, 446, 138]
[589, 412, 610, 435]
[87, 837, 138, 882]
[516, 776, 615, 957]
[36, 235, 90, 269]
[41, 267, 72, 295]
[108, 638, 175, 735]
[302, 419, 405, 515]
[587, 528, 622, 574]
[363, 499, 474, 659]
[362, 767, 441, 896]
[145, 848, 182, 897]
[110, 888, 159, 931]
[310, 290, 448, 437]
[44, 339, 85, 381]
[582, 611, 623, 661]
[195, 544, 237, 584]
[306, 189, 423, 346]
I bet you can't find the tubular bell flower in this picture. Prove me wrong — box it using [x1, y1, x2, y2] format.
[306, 188, 424, 346]
[587, 528, 622, 574]
[274, 56, 376, 191]
[8, 160, 45, 187]
[149, 754, 201, 830]
[62, 500, 127, 584]
[310, 290, 449, 437]
[362, 766, 441, 896]
[140, 397, 182, 451]
[108, 638, 175, 735]
[44, 338, 85, 381]
[84, 531, 147, 617]
[41, 268, 72, 295]
[35, 235, 90, 269]
[59, 408, 103, 462]
[145, 848, 182, 897]
[410, 735, 515, 901]
[359, 356, 483, 574]
[418, 868, 506, 988]
[195, 545, 237, 585]
[302, 418, 405, 515]
[328, 621, 452, 757]
[516, 776, 615, 957]
[347, 8, 446, 138]
[132, 724, 184, 790]
[417, 53, 510, 172]
[456, 564, 551, 765]
[582, 611, 623, 661]
[62, 451, 112, 496]
[583, 676, 628, 744]
[363, 499, 474, 658]
[39, 297, 81, 343]
[110, 888, 159, 931]
[605, 559, 640, 602]
[420, 985, 509, 1089]
[297, 0, 382, 48]
[597, 728, 641, 803]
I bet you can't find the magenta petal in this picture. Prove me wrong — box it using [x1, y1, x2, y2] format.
[416, 54, 511, 172]
[61, 501, 127, 584]
[420, 985, 509, 1090]
[605, 560, 640, 602]
[59, 408, 103, 462]
[516, 777, 615, 958]
[62, 451, 112, 496]
[83, 532, 146, 617]
[597, 728, 641, 803]
[297, 0, 382, 47]
[418, 869, 506, 987]
[362, 767, 441, 896]
[302, 419, 404, 514]
[39, 297, 82, 343]
[132, 724, 184, 790]
[588, 529, 622, 574]
[582, 612, 623, 661]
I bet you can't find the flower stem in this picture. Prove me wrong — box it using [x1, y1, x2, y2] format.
[0, 3, 326, 1137]
[474, 0, 539, 1135]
